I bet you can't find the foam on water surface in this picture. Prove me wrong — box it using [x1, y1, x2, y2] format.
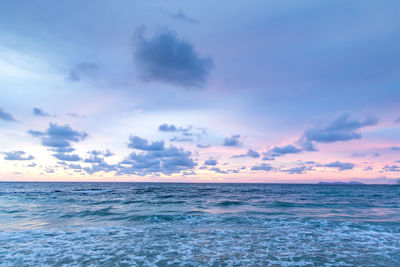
[0, 182, 399, 266]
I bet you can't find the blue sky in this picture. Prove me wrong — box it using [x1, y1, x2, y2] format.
[1, 1, 400, 183]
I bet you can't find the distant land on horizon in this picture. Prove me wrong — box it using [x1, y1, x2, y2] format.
[2, 179, 400, 185]
[317, 181, 365, 185]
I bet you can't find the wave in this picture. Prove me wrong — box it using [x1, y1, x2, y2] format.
[217, 200, 244, 207]
[60, 207, 117, 218]
[125, 214, 198, 222]
[1, 220, 399, 267]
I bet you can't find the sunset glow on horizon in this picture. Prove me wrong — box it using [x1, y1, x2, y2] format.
[1, 1, 400, 184]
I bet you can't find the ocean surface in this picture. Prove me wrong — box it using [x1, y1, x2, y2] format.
[0, 182, 399, 266]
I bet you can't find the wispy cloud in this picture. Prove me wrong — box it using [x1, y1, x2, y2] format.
[0, 107, 16, 122]
[2, 151, 34, 161]
[322, 161, 355, 171]
[251, 164, 273, 172]
[67, 62, 98, 82]
[302, 114, 378, 144]
[33, 107, 52, 117]
[159, 8, 198, 24]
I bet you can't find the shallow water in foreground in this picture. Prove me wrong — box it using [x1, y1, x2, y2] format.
[0, 182, 399, 266]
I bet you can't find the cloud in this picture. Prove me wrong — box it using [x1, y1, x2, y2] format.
[170, 136, 193, 142]
[280, 166, 308, 174]
[32, 107, 51, 117]
[351, 152, 368, 158]
[29, 122, 87, 162]
[395, 117, 400, 124]
[204, 159, 218, 166]
[45, 168, 55, 174]
[159, 123, 206, 144]
[350, 152, 380, 158]
[363, 166, 373, 171]
[209, 167, 228, 174]
[262, 144, 302, 160]
[197, 144, 211, 148]
[66, 112, 86, 118]
[3, 151, 34, 160]
[296, 139, 318, 152]
[53, 153, 81, 162]
[61, 163, 82, 170]
[262, 155, 275, 161]
[0, 107, 16, 122]
[270, 145, 301, 156]
[128, 136, 164, 151]
[391, 146, 400, 151]
[133, 28, 213, 88]
[303, 114, 378, 144]
[323, 161, 355, 171]
[158, 123, 206, 146]
[84, 156, 104, 164]
[83, 150, 113, 164]
[50, 147, 75, 153]
[383, 165, 400, 172]
[247, 149, 260, 158]
[159, 8, 198, 24]
[182, 170, 196, 176]
[83, 162, 117, 174]
[56, 150, 115, 174]
[251, 164, 273, 172]
[223, 134, 242, 147]
[290, 115, 379, 153]
[170, 10, 197, 24]
[29, 123, 87, 148]
[232, 149, 260, 158]
[67, 62, 98, 82]
[88, 150, 113, 157]
[97, 150, 112, 157]
[158, 123, 178, 132]
[119, 136, 196, 175]
[158, 123, 198, 135]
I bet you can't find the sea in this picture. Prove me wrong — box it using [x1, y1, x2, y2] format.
[0, 182, 399, 266]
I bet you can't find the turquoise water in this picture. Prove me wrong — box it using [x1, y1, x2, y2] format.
[0, 182, 399, 266]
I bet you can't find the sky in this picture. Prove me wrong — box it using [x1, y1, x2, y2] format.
[1, 0, 400, 183]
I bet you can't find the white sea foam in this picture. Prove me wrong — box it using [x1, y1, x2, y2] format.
[1, 182, 399, 266]
[1, 218, 399, 266]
